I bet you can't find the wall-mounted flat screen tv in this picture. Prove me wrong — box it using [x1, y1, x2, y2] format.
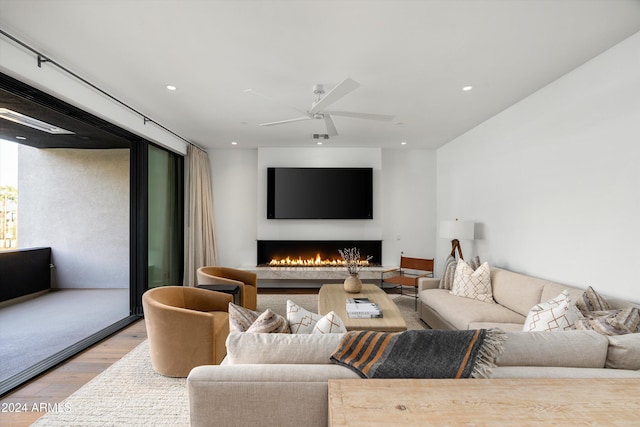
[267, 167, 373, 219]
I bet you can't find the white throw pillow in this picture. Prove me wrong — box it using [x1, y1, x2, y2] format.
[450, 260, 494, 303]
[523, 290, 583, 332]
[245, 308, 291, 333]
[312, 311, 347, 334]
[286, 300, 322, 334]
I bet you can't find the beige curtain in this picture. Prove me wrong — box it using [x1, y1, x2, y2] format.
[184, 144, 217, 286]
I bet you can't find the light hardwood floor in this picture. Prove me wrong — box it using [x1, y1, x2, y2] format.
[0, 319, 147, 427]
[0, 288, 323, 427]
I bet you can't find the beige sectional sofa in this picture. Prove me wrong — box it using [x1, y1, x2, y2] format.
[418, 266, 638, 331]
[188, 330, 640, 427]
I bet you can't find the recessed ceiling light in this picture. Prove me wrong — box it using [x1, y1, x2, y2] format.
[16, 136, 27, 140]
[166, 85, 177, 91]
[401, 141, 407, 145]
[231, 141, 238, 145]
[0, 108, 75, 134]
[462, 85, 473, 91]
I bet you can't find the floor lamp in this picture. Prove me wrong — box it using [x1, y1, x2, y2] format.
[440, 219, 475, 260]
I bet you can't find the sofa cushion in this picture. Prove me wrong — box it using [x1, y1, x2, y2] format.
[246, 309, 291, 333]
[576, 286, 611, 314]
[440, 255, 480, 290]
[522, 290, 583, 332]
[225, 332, 346, 364]
[450, 260, 494, 303]
[286, 300, 322, 333]
[421, 289, 524, 330]
[490, 366, 640, 378]
[540, 281, 585, 305]
[286, 300, 346, 334]
[439, 255, 457, 290]
[313, 311, 347, 334]
[468, 322, 524, 332]
[228, 303, 260, 332]
[605, 334, 640, 370]
[490, 268, 547, 317]
[496, 331, 608, 368]
[574, 307, 640, 336]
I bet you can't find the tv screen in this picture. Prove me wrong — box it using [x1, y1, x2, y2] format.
[267, 167, 373, 219]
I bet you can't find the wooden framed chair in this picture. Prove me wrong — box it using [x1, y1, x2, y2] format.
[382, 255, 434, 310]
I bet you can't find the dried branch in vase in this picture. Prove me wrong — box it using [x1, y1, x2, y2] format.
[338, 247, 373, 275]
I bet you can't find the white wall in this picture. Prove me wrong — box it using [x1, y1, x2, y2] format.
[381, 148, 437, 263]
[209, 148, 258, 267]
[19, 147, 130, 289]
[0, 36, 188, 156]
[437, 32, 640, 302]
[210, 147, 437, 267]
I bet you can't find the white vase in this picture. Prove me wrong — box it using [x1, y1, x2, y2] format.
[343, 273, 363, 293]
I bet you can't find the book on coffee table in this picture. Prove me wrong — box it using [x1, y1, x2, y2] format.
[346, 298, 383, 318]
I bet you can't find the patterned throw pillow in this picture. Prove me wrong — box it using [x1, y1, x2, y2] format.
[440, 256, 480, 290]
[312, 311, 347, 334]
[286, 300, 322, 334]
[228, 303, 261, 332]
[245, 308, 291, 333]
[574, 307, 640, 336]
[523, 290, 583, 332]
[575, 286, 611, 314]
[439, 256, 457, 290]
[450, 260, 494, 303]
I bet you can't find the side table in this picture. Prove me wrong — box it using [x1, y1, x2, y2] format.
[197, 284, 241, 305]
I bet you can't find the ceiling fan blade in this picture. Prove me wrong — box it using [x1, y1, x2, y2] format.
[259, 116, 312, 126]
[325, 110, 395, 122]
[324, 115, 338, 136]
[244, 89, 308, 115]
[309, 78, 360, 115]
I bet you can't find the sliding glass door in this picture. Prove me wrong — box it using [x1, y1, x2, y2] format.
[148, 145, 184, 288]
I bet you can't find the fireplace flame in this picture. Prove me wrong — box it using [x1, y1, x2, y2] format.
[268, 253, 370, 268]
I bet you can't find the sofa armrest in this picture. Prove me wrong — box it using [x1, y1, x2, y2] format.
[188, 364, 358, 427]
[418, 277, 441, 291]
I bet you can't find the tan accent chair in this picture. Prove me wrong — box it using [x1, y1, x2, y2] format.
[196, 266, 258, 310]
[142, 286, 231, 377]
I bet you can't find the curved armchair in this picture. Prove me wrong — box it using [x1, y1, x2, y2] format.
[196, 266, 258, 310]
[142, 286, 231, 377]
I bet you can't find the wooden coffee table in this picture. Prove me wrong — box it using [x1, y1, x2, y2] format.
[328, 378, 640, 426]
[318, 284, 407, 332]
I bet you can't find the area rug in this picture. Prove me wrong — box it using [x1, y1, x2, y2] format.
[33, 292, 425, 426]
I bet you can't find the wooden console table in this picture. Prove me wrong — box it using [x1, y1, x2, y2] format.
[328, 378, 640, 426]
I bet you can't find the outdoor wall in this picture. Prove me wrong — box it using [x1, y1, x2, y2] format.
[18, 147, 129, 289]
[210, 147, 436, 267]
[436, 32, 640, 302]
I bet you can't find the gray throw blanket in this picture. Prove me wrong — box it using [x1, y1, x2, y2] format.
[330, 329, 505, 379]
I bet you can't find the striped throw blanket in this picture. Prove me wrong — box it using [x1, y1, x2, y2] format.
[330, 329, 505, 379]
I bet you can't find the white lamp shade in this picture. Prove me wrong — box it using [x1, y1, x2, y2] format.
[440, 220, 475, 240]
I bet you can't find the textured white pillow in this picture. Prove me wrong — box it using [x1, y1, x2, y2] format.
[245, 308, 291, 333]
[312, 311, 347, 334]
[287, 300, 322, 334]
[523, 290, 583, 332]
[450, 260, 494, 303]
[228, 303, 261, 332]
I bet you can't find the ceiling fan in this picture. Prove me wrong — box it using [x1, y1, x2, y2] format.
[245, 78, 395, 137]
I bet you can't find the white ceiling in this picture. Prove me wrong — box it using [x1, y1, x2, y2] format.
[1, 0, 639, 150]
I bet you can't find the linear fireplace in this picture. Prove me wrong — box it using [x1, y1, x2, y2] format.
[257, 240, 382, 267]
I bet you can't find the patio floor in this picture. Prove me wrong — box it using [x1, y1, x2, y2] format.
[0, 289, 129, 384]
